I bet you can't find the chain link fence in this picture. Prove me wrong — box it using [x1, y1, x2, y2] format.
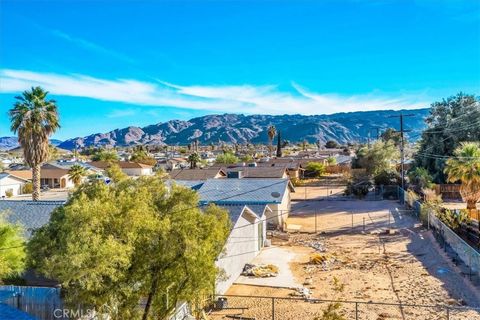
[206, 295, 480, 320]
[398, 187, 480, 285]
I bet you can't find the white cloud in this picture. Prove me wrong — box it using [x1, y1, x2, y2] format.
[0, 69, 429, 115]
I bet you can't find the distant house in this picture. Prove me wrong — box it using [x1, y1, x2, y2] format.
[166, 158, 188, 171]
[0, 173, 28, 197]
[215, 204, 268, 294]
[255, 159, 304, 178]
[196, 178, 294, 229]
[89, 161, 153, 176]
[226, 166, 288, 179]
[169, 168, 226, 180]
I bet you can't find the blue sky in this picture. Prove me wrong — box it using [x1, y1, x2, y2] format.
[1, 0, 479, 140]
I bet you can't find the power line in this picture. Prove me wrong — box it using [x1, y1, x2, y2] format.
[388, 113, 415, 190]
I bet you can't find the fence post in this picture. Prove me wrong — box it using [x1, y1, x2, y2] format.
[427, 210, 430, 230]
[355, 302, 359, 320]
[352, 213, 354, 230]
[315, 211, 317, 234]
[446, 306, 450, 320]
[272, 297, 275, 320]
[363, 217, 365, 232]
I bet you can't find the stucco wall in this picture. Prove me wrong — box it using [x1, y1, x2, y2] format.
[215, 211, 265, 294]
[266, 189, 291, 230]
[122, 167, 153, 176]
[0, 176, 24, 197]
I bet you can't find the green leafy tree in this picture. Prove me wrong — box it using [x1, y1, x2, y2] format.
[416, 93, 480, 182]
[104, 163, 128, 183]
[0, 215, 26, 279]
[68, 164, 87, 187]
[9, 86, 60, 200]
[305, 162, 326, 178]
[241, 154, 254, 162]
[374, 170, 400, 186]
[381, 128, 402, 146]
[353, 141, 399, 176]
[408, 167, 434, 190]
[445, 142, 480, 211]
[130, 149, 157, 166]
[91, 149, 119, 162]
[188, 153, 201, 169]
[215, 152, 239, 165]
[28, 176, 230, 319]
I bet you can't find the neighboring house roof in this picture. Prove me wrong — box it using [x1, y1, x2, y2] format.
[89, 161, 153, 169]
[44, 161, 102, 172]
[0, 173, 29, 183]
[0, 200, 64, 238]
[197, 178, 293, 205]
[172, 180, 205, 190]
[215, 204, 258, 226]
[169, 168, 226, 180]
[5, 170, 32, 181]
[226, 166, 288, 178]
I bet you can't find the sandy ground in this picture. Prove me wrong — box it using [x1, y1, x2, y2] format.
[291, 186, 346, 201]
[208, 200, 480, 320]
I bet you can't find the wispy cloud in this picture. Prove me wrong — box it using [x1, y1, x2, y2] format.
[43, 26, 136, 64]
[0, 69, 429, 115]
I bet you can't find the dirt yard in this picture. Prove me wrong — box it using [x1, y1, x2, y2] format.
[209, 200, 480, 320]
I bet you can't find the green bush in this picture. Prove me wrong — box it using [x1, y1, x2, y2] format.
[5, 190, 13, 198]
[305, 162, 326, 178]
[22, 182, 33, 194]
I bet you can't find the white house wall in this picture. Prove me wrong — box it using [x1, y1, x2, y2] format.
[0, 176, 25, 197]
[215, 211, 265, 294]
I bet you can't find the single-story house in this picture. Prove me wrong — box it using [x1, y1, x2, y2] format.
[196, 178, 294, 229]
[169, 168, 226, 180]
[89, 161, 153, 176]
[215, 204, 268, 294]
[166, 158, 188, 171]
[0, 173, 28, 198]
[226, 166, 288, 179]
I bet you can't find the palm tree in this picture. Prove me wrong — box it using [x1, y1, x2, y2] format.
[188, 153, 201, 169]
[9, 87, 60, 201]
[445, 142, 480, 214]
[267, 125, 276, 157]
[68, 164, 87, 187]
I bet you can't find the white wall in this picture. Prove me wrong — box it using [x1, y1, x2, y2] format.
[215, 210, 266, 294]
[122, 167, 153, 176]
[0, 176, 25, 197]
[266, 188, 291, 230]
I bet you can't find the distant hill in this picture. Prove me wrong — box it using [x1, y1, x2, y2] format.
[57, 109, 430, 150]
[0, 137, 63, 151]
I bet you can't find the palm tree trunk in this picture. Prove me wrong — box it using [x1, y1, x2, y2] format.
[32, 164, 41, 201]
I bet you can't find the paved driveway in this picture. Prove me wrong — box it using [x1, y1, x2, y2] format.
[234, 246, 302, 288]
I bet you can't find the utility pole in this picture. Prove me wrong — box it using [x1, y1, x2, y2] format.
[388, 113, 414, 190]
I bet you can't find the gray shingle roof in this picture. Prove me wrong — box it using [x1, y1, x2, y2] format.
[197, 178, 289, 205]
[0, 201, 64, 238]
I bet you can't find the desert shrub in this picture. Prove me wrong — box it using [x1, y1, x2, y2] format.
[345, 180, 371, 198]
[315, 302, 346, 320]
[5, 190, 13, 198]
[22, 182, 33, 194]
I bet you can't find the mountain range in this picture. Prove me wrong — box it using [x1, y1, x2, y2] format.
[1, 108, 430, 151]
